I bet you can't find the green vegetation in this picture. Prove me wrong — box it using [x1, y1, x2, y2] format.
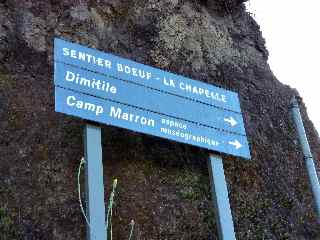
[0, 67, 14, 89]
[106, 178, 135, 240]
[174, 169, 210, 201]
[171, 168, 216, 229]
[8, 107, 24, 130]
[0, 206, 13, 232]
[78, 158, 135, 240]
[0, 206, 19, 239]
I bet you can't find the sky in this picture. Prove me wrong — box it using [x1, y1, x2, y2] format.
[245, 1, 320, 134]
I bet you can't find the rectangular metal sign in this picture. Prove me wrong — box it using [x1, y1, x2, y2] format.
[54, 62, 245, 135]
[53, 38, 250, 159]
[55, 86, 250, 159]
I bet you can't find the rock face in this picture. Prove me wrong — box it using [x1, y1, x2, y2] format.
[1, 0, 320, 239]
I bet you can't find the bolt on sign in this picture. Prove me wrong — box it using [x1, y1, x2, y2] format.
[54, 38, 250, 159]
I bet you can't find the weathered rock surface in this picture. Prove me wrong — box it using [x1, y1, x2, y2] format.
[1, 0, 320, 239]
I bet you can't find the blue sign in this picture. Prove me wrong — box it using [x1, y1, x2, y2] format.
[53, 38, 251, 159]
[55, 87, 250, 159]
[54, 38, 241, 113]
[54, 62, 246, 135]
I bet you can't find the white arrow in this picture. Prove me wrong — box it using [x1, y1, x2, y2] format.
[224, 117, 237, 127]
[228, 140, 242, 149]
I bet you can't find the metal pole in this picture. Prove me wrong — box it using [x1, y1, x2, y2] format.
[84, 124, 107, 240]
[208, 154, 236, 240]
[290, 97, 320, 219]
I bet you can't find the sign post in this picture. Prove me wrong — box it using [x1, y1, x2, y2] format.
[208, 154, 236, 240]
[84, 124, 107, 240]
[53, 38, 251, 239]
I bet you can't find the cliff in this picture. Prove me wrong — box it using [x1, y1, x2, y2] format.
[1, 0, 320, 239]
